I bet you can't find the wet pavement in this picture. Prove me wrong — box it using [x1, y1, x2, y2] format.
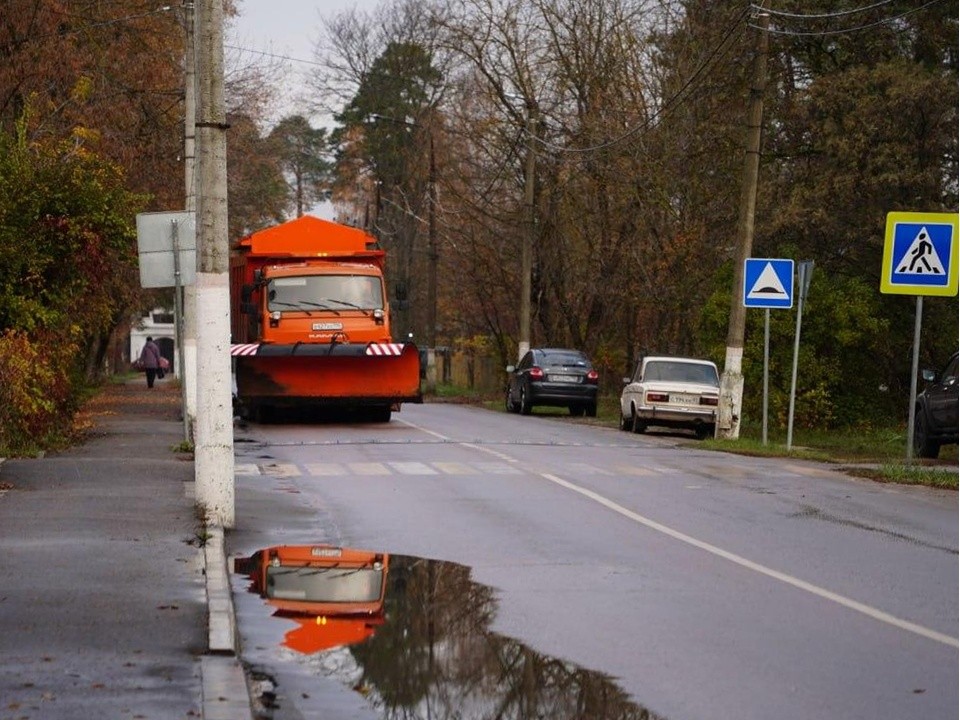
[231, 545, 662, 719]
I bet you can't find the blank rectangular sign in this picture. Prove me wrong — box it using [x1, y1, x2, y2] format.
[136, 211, 196, 288]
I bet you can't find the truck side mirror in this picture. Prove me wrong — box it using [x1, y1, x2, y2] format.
[240, 302, 257, 315]
[241, 284, 254, 303]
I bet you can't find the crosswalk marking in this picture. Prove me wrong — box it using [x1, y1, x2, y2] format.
[616, 465, 659, 477]
[304, 463, 347, 476]
[237, 459, 786, 482]
[432, 462, 474, 475]
[568, 462, 614, 476]
[473, 462, 523, 475]
[262, 463, 301, 477]
[389, 462, 437, 475]
[349, 462, 391, 475]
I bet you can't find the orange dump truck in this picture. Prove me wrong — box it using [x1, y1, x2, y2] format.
[234, 545, 389, 655]
[230, 215, 421, 422]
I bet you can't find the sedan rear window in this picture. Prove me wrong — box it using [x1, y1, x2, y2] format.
[644, 361, 719, 386]
[540, 351, 589, 367]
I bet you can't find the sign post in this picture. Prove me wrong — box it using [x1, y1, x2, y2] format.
[880, 212, 959, 459]
[786, 261, 814, 451]
[744, 258, 795, 445]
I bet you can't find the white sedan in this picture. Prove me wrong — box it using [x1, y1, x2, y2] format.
[620, 356, 720, 439]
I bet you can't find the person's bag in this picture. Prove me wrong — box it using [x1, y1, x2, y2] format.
[159, 356, 171, 370]
[157, 367, 165, 379]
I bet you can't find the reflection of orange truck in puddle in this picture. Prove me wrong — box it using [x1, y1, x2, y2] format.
[234, 545, 388, 655]
[230, 215, 422, 422]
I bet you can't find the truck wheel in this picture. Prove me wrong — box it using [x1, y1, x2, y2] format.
[914, 412, 939, 459]
[372, 406, 392, 423]
[520, 388, 532, 415]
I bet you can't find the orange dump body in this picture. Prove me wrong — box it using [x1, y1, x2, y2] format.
[230, 216, 421, 418]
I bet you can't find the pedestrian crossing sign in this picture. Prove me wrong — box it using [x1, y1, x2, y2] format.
[881, 212, 958, 296]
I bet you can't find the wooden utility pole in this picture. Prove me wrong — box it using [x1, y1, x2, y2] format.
[717, 9, 769, 440]
[194, 0, 234, 527]
[519, 101, 536, 362]
[426, 131, 438, 348]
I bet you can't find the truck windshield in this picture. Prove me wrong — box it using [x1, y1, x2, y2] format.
[268, 275, 383, 311]
[266, 565, 384, 603]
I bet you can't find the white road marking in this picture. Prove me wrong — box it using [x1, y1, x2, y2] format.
[349, 462, 391, 476]
[304, 463, 347, 476]
[389, 462, 437, 475]
[540, 472, 957, 648]
[433, 462, 474, 475]
[261, 463, 301, 477]
[234, 463, 261, 476]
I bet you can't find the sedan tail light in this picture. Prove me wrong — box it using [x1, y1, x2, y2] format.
[529, 367, 544, 379]
[646, 392, 669, 403]
[586, 369, 599, 384]
[700, 396, 719, 406]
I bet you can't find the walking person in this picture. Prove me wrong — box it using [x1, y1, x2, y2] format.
[139, 336, 163, 388]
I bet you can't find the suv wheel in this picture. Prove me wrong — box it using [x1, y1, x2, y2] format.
[914, 412, 940, 459]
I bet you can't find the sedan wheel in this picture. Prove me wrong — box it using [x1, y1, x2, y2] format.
[619, 410, 631, 431]
[631, 410, 647, 434]
[505, 389, 517, 413]
[520, 388, 532, 415]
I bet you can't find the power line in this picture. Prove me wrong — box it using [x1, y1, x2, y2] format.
[755, 0, 897, 20]
[223, 44, 326, 68]
[526, 5, 751, 156]
[751, 0, 949, 36]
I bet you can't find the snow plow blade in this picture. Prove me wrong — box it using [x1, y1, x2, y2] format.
[232, 342, 422, 420]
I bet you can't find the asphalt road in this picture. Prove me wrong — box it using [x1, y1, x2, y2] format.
[226, 402, 958, 720]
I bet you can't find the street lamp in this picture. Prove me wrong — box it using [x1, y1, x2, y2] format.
[368, 113, 438, 349]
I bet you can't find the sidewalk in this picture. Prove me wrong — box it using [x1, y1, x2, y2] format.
[0, 377, 252, 720]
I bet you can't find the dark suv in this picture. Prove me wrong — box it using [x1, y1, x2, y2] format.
[505, 348, 599, 417]
[914, 351, 958, 459]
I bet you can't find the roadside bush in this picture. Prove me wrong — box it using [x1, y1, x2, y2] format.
[0, 330, 79, 456]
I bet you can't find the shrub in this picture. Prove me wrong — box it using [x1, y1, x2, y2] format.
[0, 330, 79, 455]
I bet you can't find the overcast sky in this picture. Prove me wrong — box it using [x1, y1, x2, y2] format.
[227, 0, 379, 126]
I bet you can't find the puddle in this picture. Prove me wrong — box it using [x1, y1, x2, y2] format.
[234, 545, 662, 719]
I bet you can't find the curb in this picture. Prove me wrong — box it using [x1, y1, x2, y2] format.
[202, 524, 256, 720]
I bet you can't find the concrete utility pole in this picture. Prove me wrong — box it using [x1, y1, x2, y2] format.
[717, 9, 769, 440]
[194, 0, 235, 527]
[519, 100, 536, 362]
[182, 1, 198, 441]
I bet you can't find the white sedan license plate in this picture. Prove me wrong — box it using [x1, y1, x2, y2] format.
[673, 394, 698, 405]
[550, 374, 579, 383]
